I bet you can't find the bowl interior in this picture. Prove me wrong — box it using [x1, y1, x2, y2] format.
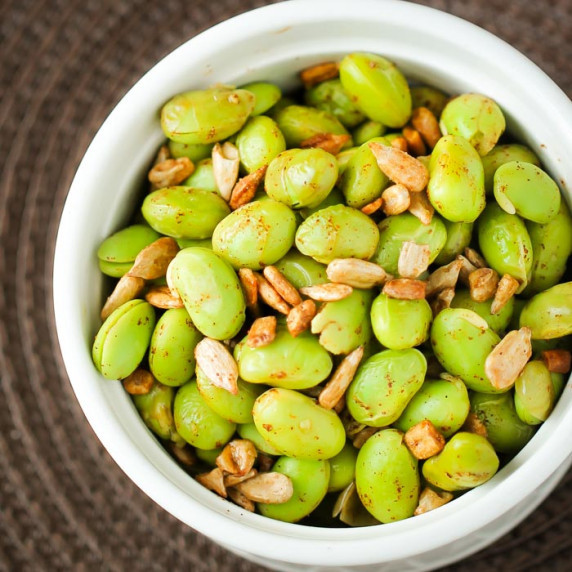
[54, 0, 572, 566]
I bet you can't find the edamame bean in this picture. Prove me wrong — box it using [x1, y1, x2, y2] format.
[434, 221, 473, 265]
[299, 187, 345, 220]
[168, 247, 245, 340]
[182, 158, 218, 193]
[273, 249, 328, 288]
[347, 349, 427, 427]
[356, 429, 419, 522]
[451, 290, 514, 334]
[422, 432, 499, 491]
[242, 82, 282, 116]
[237, 423, 282, 456]
[196, 447, 223, 466]
[212, 199, 297, 269]
[168, 140, 213, 162]
[411, 86, 448, 117]
[235, 116, 286, 173]
[174, 381, 236, 449]
[482, 144, 540, 194]
[514, 361, 555, 425]
[328, 443, 358, 493]
[253, 388, 345, 460]
[352, 121, 386, 146]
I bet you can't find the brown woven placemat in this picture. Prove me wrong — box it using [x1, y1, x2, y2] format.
[1, 0, 571, 570]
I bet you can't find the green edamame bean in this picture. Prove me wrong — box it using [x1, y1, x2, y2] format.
[434, 221, 473, 265]
[235, 326, 332, 389]
[347, 349, 427, 427]
[196, 447, 223, 466]
[336, 147, 359, 174]
[97, 224, 161, 278]
[176, 237, 212, 249]
[370, 293, 432, 350]
[235, 116, 286, 173]
[494, 161, 561, 223]
[339, 53, 411, 128]
[296, 204, 380, 264]
[422, 432, 499, 491]
[451, 289, 514, 334]
[133, 380, 184, 445]
[311, 289, 374, 355]
[356, 429, 419, 522]
[525, 201, 572, 295]
[174, 381, 236, 450]
[212, 199, 297, 269]
[168, 140, 213, 162]
[267, 96, 297, 119]
[340, 137, 389, 208]
[411, 86, 448, 117]
[394, 377, 470, 438]
[470, 391, 535, 454]
[161, 87, 255, 144]
[440, 94, 505, 156]
[482, 144, 540, 194]
[372, 212, 447, 275]
[273, 249, 328, 289]
[236, 422, 282, 456]
[142, 187, 230, 239]
[149, 308, 202, 387]
[328, 442, 358, 493]
[519, 282, 572, 339]
[265, 148, 338, 208]
[514, 361, 555, 425]
[93, 300, 156, 380]
[182, 159, 218, 193]
[300, 187, 345, 220]
[168, 247, 245, 340]
[275, 105, 350, 148]
[253, 388, 345, 460]
[352, 121, 386, 146]
[428, 135, 486, 222]
[196, 366, 264, 424]
[241, 82, 282, 116]
[259, 457, 330, 522]
[551, 372, 565, 400]
[305, 78, 366, 128]
[478, 203, 533, 291]
[431, 308, 502, 393]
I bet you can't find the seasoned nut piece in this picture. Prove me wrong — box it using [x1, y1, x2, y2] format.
[247, 316, 277, 348]
[352, 426, 379, 449]
[464, 247, 487, 269]
[300, 61, 339, 88]
[461, 412, 488, 438]
[170, 443, 197, 467]
[404, 420, 446, 459]
[361, 196, 383, 215]
[430, 287, 455, 317]
[398, 241, 431, 279]
[229, 165, 267, 210]
[300, 283, 353, 302]
[542, 349, 572, 374]
[256, 274, 291, 315]
[122, 368, 154, 395]
[145, 285, 185, 309]
[101, 275, 146, 320]
[382, 184, 411, 216]
[333, 394, 346, 415]
[318, 346, 364, 410]
[426, 259, 463, 297]
[238, 268, 258, 308]
[216, 440, 258, 476]
[300, 133, 351, 155]
[227, 488, 256, 512]
[457, 254, 478, 285]
[402, 126, 427, 156]
[408, 190, 434, 225]
[152, 144, 171, 165]
[326, 258, 388, 289]
[224, 469, 258, 488]
[469, 268, 499, 302]
[212, 141, 240, 200]
[257, 454, 275, 473]
[383, 279, 427, 300]
[368, 142, 429, 192]
[485, 327, 533, 390]
[491, 274, 520, 315]
[128, 237, 179, 280]
[263, 266, 303, 306]
[234, 472, 294, 504]
[148, 157, 194, 189]
[194, 338, 239, 395]
[411, 107, 442, 149]
[196, 468, 227, 498]
[287, 299, 317, 338]
[414, 487, 453, 516]
[390, 137, 408, 152]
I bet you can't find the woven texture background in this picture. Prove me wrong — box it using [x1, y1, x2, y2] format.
[1, 0, 571, 570]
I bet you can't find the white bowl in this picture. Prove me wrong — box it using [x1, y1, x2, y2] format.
[53, 1, 572, 570]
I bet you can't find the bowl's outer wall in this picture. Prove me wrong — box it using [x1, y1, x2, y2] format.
[53, 0, 572, 569]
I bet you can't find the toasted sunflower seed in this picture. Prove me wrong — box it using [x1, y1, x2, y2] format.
[426, 259, 463, 297]
[318, 346, 364, 410]
[402, 126, 427, 156]
[122, 368, 154, 395]
[229, 165, 267, 210]
[457, 255, 478, 285]
[247, 316, 277, 348]
[383, 278, 426, 300]
[430, 287, 455, 317]
[361, 196, 384, 215]
[216, 440, 258, 476]
[414, 487, 453, 516]
[369, 142, 429, 192]
[238, 268, 259, 308]
[128, 237, 179, 280]
[408, 189, 434, 225]
[541, 349, 572, 374]
[145, 285, 185, 309]
[382, 184, 411, 216]
[491, 274, 520, 315]
[263, 266, 302, 306]
[224, 469, 258, 488]
[464, 247, 487, 269]
[227, 488, 256, 512]
[326, 258, 388, 289]
[485, 327, 532, 390]
[398, 241, 431, 279]
[300, 283, 353, 302]
[411, 107, 442, 149]
[212, 141, 240, 200]
[256, 274, 291, 315]
[234, 472, 294, 504]
[469, 268, 499, 302]
[195, 338, 239, 395]
[196, 467, 227, 498]
[101, 275, 146, 320]
[300, 133, 351, 155]
[148, 157, 194, 189]
[287, 299, 317, 338]
[300, 61, 339, 88]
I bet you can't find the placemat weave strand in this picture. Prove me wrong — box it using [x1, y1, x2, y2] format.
[1, 1, 571, 570]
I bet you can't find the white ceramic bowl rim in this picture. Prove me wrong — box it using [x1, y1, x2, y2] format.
[54, 0, 572, 567]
